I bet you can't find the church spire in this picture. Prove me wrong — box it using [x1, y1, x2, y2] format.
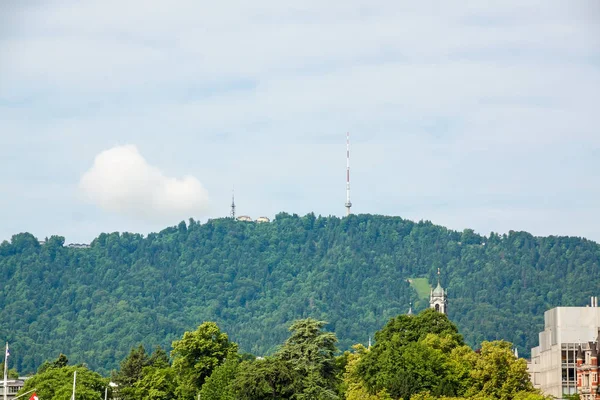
[430, 268, 448, 315]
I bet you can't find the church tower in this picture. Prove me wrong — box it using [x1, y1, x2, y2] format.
[430, 268, 448, 315]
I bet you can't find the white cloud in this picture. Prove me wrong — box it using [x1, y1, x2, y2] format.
[79, 145, 209, 221]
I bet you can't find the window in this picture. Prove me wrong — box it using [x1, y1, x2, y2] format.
[568, 349, 574, 363]
[435, 304, 440, 312]
[9, 386, 21, 394]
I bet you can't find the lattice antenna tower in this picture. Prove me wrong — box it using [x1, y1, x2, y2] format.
[345, 132, 352, 216]
[231, 188, 236, 219]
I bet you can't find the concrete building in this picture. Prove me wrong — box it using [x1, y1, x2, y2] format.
[0, 379, 26, 399]
[529, 298, 600, 398]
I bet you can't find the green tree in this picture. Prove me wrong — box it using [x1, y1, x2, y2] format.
[3, 214, 600, 374]
[171, 321, 238, 399]
[276, 318, 340, 399]
[465, 341, 534, 400]
[199, 357, 239, 400]
[112, 345, 151, 399]
[37, 353, 69, 374]
[358, 310, 463, 399]
[343, 344, 392, 400]
[232, 357, 298, 399]
[18, 365, 107, 400]
[0, 362, 18, 379]
[132, 367, 177, 400]
[148, 346, 170, 369]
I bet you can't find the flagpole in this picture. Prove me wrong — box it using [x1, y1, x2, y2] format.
[12, 389, 37, 400]
[3, 342, 8, 400]
[71, 370, 77, 400]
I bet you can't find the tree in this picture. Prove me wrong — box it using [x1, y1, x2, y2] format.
[54, 353, 69, 368]
[0, 362, 18, 379]
[358, 310, 464, 399]
[132, 367, 177, 400]
[148, 346, 170, 369]
[3, 214, 600, 374]
[372, 310, 463, 348]
[171, 322, 238, 399]
[113, 345, 171, 399]
[343, 344, 392, 400]
[199, 357, 240, 400]
[112, 345, 151, 399]
[18, 365, 107, 400]
[232, 357, 298, 399]
[37, 353, 69, 374]
[276, 318, 340, 399]
[466, 341, 535, 400]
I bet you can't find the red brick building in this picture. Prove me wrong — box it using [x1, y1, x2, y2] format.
[577, 338, 600, 400]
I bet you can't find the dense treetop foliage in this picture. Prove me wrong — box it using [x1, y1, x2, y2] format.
[1, 213, 599, 373]
[17, 312, 546, 400]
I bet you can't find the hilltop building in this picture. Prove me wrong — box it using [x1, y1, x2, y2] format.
[256, 217, 270, 223]
[429, 269, 447, 315]
[236, 215, 252, 222]
[67, 243, 90, 249]
[528, 298, 600, 398]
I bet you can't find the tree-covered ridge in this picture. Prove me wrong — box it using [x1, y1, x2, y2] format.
[1, 213, 599, 373]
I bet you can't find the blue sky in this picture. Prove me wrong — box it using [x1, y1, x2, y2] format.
[1, 0, 599, 243]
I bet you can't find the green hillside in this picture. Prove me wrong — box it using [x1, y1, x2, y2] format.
[1, 213, 599, 374]
[408, 278, 430, 300]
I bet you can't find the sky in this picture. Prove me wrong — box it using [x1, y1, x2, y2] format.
[0, 0, 599, 244]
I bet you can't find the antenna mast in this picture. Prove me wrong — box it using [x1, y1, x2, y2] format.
[231, 188, 236, 219]
[345, 132, 352, 216]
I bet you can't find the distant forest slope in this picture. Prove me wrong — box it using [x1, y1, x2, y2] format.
[1, 213, 599, 374]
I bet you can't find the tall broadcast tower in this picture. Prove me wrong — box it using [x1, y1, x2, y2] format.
[345, 132, 352, 216]
[230, 188, 236, 219]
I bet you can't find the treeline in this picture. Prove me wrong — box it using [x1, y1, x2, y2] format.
[18, 310, 547, 400]
[1, 213, 599, 373]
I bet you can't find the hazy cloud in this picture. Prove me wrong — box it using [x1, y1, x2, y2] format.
[79, 145, 209, 221]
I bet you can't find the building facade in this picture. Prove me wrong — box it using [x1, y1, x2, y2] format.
[577, 339, 600, 400]
[529, 300, 600, 398]
[0, 379, 25, 400]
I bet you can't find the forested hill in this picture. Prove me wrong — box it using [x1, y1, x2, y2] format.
[1, 213, 599, 374]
